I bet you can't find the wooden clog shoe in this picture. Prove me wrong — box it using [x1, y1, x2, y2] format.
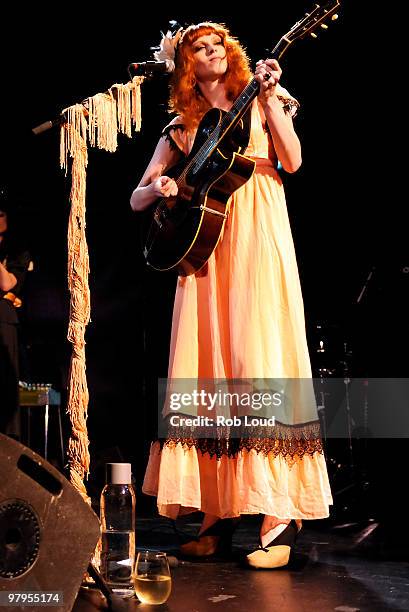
[244, 520, 300, 569]
[179, 517, 241, 559]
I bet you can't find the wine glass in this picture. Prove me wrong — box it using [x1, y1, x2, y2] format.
[134, 550, 172, 605]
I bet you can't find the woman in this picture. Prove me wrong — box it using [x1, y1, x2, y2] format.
[130, 22, 333, 569]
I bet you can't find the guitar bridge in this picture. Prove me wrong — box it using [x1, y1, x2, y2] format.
[199, 204, 228, 218]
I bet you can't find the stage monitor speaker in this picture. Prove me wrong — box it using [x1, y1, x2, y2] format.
[0, 433, 100, 612]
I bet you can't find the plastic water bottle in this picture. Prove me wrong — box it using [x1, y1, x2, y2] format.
[100, 463, 136, 598]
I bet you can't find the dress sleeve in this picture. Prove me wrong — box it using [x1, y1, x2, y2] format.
[161, 116, 187, 156]
[275, 83, 300, 118]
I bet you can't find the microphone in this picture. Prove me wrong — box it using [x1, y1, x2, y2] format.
[128, 60, 172, 75]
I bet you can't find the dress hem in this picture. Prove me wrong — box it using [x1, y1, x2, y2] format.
[142, 488, 333, 521]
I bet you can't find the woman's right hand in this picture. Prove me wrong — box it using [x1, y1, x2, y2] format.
[151, 176, 178, 198]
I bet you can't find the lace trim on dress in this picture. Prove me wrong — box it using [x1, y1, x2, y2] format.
[162, 123, 186, 155]
[156, 419, 323, 464]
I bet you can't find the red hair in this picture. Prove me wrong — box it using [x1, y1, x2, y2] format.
[169, 22, 252, 132]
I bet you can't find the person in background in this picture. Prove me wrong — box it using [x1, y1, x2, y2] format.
[0, 189, 31, 439]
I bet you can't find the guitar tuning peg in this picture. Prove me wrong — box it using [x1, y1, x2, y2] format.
[320, 23, 329, 29]
[331, 13, 339, 20]
[310, 32, 318, 38]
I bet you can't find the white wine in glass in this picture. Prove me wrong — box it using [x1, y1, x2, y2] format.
[134, 550, 171, 605]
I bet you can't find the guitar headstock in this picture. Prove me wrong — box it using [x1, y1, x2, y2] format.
[270, 1, 341, 59]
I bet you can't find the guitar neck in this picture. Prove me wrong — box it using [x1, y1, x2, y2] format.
[220, 39, 288, 136]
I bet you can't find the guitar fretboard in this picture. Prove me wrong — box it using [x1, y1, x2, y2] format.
[191, 78, 261, 175]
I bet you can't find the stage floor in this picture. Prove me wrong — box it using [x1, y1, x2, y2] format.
[74, 514, 409, 612]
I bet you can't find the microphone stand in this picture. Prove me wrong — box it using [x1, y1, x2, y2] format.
[331, 272, 380, 544]
[341, 356, 354, 470]
[32, 115, 66, 136]
[84, 562, 129, 611]
[31, 65, 158, 136]
[356, 266, 376, 304]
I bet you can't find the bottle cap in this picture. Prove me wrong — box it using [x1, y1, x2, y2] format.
[105, 463, 132, 485]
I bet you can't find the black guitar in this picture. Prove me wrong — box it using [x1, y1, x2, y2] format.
[142, 1, 340, 276]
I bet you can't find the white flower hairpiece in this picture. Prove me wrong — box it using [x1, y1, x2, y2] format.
[153, 25, 184, 72]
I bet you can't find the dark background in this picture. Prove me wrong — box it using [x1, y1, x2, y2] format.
[1, 3, 407, 517]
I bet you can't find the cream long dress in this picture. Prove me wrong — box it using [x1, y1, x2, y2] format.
[142, 87, 333, 521]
